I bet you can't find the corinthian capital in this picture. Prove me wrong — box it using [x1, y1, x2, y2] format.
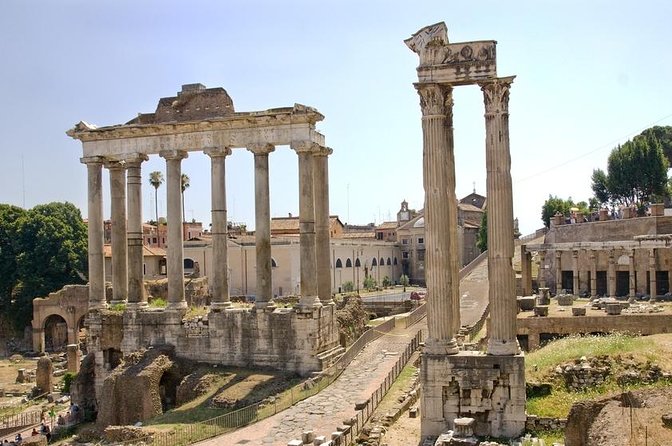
[415, 84, 452, 117]
[290, 140, 319, 154]
[479, 76, 515, 115]
[247, 143, 275, 156]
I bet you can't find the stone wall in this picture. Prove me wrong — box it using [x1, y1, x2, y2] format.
[545, 216, 672, 244]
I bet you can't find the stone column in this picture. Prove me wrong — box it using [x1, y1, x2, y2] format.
[538, 251, 546, 289]
[629, 249, 636, 302]
[607, 251, 616, 298]
[291, 141, 322, 311]
[554, 251, 562, 294]
[125, 154, 148, 309]
[205, 147, 233, 311]
[160, 150, 188, 310]
[590, 250, 597, 297]
[314, 146, 334, 305]
[649, 248, 657, 302]
[520, 245, 532, 296]
[480, 77, 519, 355]
[248, 143, 276, 310]
[106, 160, 128, 305]
[415, 83, 459, 354]
[81, 156, 106, 309]
[572, 250, 579, 296]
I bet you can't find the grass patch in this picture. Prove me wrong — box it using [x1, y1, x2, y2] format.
[149, 297, 167, 308]
[185, 306, 208, 319]
[525, 332, 672, 418]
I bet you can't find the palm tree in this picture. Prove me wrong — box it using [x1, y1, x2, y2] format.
[181, 174, 190, 223]
[148, 171, 164, 227]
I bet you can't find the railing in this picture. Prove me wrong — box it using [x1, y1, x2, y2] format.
[0, 409, 42, 438]
[113, 314, 402, 446]
[397, 302, 426, 329]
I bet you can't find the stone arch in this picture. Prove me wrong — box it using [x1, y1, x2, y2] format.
[386, 257, 392, 265]
[335, 258, 343, 268]
[346, 258, 352, 268]
[372, 258, 378, 267]
[43, 314, 68, 352]
[355, 258, 361, 267]
[380, 257, 385, 266]
[159, 367, 182, 412]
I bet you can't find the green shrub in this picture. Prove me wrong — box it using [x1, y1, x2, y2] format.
[342, 281, 354, 293]
[382, 276, 391, 287]
[62, 372, 77, 394]
[149, 297, 167, 308]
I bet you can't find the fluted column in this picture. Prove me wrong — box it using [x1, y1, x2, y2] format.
[649, 248, 657, 302]
[607, 251, 616, 298]
[248, 143, 276, 310]
[125, 154, 148, 309]
[81, 156, 106, 310]
[628, 249, 636, 302]
[106, 160, 128, 306]
[572, 250, 579, 295]
[206, 147, 233, 311]
[555, 251, 562, 294]
[314, 146, 334, 305]
[291, 140, 322, 311]
[590, 251, 597, 296]
[160, 150, 188, 310]
[415, 83, 459, 355]
[480, 76, 519, 355]
[521, 245, 532, 296]
[538, 251, 546, 289]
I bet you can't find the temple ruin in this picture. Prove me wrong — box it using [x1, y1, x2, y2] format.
[406, 23, 526, 438]
[66, 85, 341, 401]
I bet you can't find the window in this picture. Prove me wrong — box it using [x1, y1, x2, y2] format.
[152, 237, 157, 244]
[346, 258, 352, 268]
[271, 258, 278, 268]
[386, 257, 391, 265]
[355, 258, 361, 267]
[418, 237, 424, 244]
[372, 258, 378, 267]
[402, 238, 409, 245]
[393, 257, 398, 265]
[335, 258, 343, 268]
[402, 252, 409, 259]
[380, 257, 385, 266]
[376, 232, 383, 240]
[417, 251, 425, 261]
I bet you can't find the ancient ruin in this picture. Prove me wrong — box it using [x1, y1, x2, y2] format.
[406, 23, 525, 438]
[66, 85, 341, 418]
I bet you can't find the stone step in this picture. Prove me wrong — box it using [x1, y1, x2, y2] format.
[316, 345, 346, 368]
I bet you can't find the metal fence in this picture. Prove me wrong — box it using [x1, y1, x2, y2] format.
[397, 302, 426, 329]
[0, 409, 42, 438]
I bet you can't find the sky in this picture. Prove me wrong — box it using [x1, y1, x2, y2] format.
[1, 1, 671, 236]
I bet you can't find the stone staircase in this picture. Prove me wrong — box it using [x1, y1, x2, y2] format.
[316, 345, 345, 369]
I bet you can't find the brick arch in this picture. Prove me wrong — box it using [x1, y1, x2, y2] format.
[32, 285, 90, 353]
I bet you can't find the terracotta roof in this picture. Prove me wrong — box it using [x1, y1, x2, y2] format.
[104, 244, 166, 257]
[340, 231, 376, 239]
[271, 215, 343, 233]
[458, 203, 485, 213]
[376, 221, 398, 230]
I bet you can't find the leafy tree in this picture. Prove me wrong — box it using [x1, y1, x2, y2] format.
[342, 281, 354, 293]
[399, 274, 409, 292]
[635, 125, 672, 166]
[476, 212, 487, 252]
[12, 202, 88, 329]
[541, 195, 574, 228]
[363, 276, 377, 291]
[591, 137, 669, 209]
[382, 276, 391, 287]
[148, 171, 164, 227]
[0, 205, 26, 312]
[181, 173, 190, 223]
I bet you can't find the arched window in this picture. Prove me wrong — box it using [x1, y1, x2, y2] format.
[380, 257, 385, 266]
[335, 258, 343, 268]
[184, 258, 195, 269]
[271, 258, 278, 268]
[393, 257, 398, 265]
[346, 258, 352, 268]
[355, 258, 361, 267]
[386, 257, 391, 265]
[372, 258, 378, 267]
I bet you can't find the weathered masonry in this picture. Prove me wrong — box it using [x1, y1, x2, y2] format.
[67, 85, 340, 389]
[406, 23, 525, 439]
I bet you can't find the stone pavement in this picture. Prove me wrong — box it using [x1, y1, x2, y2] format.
[198, 256, 490, 446]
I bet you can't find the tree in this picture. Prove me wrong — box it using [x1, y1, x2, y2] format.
[399, 274, 409, 292]
[541, 195, 573, 228]
[342, 281, 354, 293]
[363, 276, 377, 291]
[476, 212, 487, 252]
[12, 202, 88, 329]
[0, 205, 26, 312]
[180, 174, 190, 223]
[591, 136, 669, 210]
[635, 125, 672, 166]
[148, 171, 164, 227]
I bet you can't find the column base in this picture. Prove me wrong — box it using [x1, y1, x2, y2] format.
[88, 301, 108, 311]
[424, 337, 459, 355]
[320, 299, 335, 306]
[210, 301, 234, 312]
[125, 302, 148, 311]
[296, 296, 322, 313]
[166, 301, 188, 311]
[109, 300, 127, 307]
[254, 300, 277, 311]
[487, 338, 521, 356]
